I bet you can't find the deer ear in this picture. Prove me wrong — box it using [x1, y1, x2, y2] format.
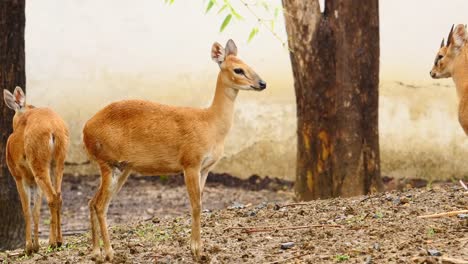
[13, 86, 25, 108]
[225, 39, 238, 57]
[451, 24, 466, 49]
[211, 42, 225, 64]
[3, 89, 19, 111]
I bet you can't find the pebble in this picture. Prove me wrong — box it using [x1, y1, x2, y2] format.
[364, 256, 373, 264]
[228, 202, 245, 210]
[427, 249, 442, 256]
[280, 242, 295, 250]
[373, 243, 380, 251]
[457, 214, 468, 219]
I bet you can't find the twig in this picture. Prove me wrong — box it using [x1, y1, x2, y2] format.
[238, 0, 287, 47]
[279, 202, 311, 208]
[418, 210, 468, 219]
[267, 252, 312, 264]
[6, 252, 24, 258]
[460, 180, 468, 191]
[40, 228, 88, 237]
[440, 257, 468, 264]
[226, 224, 343, 234]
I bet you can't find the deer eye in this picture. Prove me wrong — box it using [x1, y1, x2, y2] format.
[234, 68, 244, 75]
[435, 55, 443, 65]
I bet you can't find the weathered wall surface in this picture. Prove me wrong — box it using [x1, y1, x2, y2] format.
[24, 0, 468, 181]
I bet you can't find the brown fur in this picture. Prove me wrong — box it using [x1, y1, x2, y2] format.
[430, 24, 468, 134]
[3, 87, 69, 254]
[82, 40, 266, 261]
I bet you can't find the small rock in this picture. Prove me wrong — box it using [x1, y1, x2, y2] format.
[146, 208, 154, 214]
[373, 243, 380, 251]
[399, 197, 409, 204]
[202, 209, 211, 213]
[457, 214, 468, 219]
[151, 217, 160, 223]
[228, 202, 245, 210]
[248, 211, 257, 217]
[393, 197, 406, 205]
[427, 249, 442, 256]
[364, 255, 373, 264]
[273, 204, 281, 211]
[280, 242, 295, 250]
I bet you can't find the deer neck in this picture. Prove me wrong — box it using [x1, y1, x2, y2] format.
[208, 72, 239, 139]
[452, 53, 468, 100]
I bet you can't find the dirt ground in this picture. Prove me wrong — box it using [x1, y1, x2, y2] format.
[1, 175, 467, 264]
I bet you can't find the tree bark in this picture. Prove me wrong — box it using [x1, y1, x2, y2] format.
[0, 0, 26, 250]
[282, 0, 383, 200]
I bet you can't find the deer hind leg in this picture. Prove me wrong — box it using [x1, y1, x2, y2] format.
[32, 165, 59, 248]
[184, 166, 202, 260]
[32, 186, 43, 252]
[53, 153, 66, 247]
[14, 176, 33, 254]
[89, 162, 130, 261]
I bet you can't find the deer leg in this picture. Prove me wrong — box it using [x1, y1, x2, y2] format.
[34, 170, 59, 249]
[14, 178, 33, 255]
[89, 163, 129, 261]
[53, 160, 65, 247]
[184, 166, 202, 260]
[32, 186, 42, 252]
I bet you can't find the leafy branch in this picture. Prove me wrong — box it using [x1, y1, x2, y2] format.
[165, 0, 285, 44]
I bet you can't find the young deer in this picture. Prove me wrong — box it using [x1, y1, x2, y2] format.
[3, 87, 69, 254]
[430, 24, 468, 133]
[83, 39, 266, 261]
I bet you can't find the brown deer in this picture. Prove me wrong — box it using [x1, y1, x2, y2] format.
[83, 39, 266, 261]
[430, 24, 468, 133]
[3, 86, 69, 254]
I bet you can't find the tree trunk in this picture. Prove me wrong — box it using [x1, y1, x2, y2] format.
[282, 0, 383, 200]
[0, 0, 26, 250]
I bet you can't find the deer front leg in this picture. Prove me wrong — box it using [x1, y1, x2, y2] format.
[184, 166, 202, 260]
[14, 179, 33, 255]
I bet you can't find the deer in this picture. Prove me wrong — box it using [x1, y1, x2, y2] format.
[3, 86, 69, 255]
[430, 24, 468, 134]
[82, 39, 266, 261]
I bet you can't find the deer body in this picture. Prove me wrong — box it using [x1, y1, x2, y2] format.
[83, 40, 266, 261]
[430, 24, 468, 134]
[3, 87, 69, 254]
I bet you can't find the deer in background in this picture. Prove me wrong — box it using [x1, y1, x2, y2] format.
[430, 24, 468, 134]
[3, 87, 69, 254]
[83, 39, 266, 261]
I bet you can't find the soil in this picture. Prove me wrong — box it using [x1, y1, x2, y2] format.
[0, 176, 467, 264]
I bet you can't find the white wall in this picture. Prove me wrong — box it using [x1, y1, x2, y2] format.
[24, 0, 468, 180]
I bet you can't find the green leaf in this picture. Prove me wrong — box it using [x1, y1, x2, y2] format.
[270, 20, 275, 30]
[220, 14, 232, 32]
[261, 1, 269, 11]
[247, 27, 259, 43]
[205, 0, 215, 13]
[229, 7, 243, 20]
[217, 4, 228, 14]
[169, 0, 175, 5]
[274, 7, 280, 18]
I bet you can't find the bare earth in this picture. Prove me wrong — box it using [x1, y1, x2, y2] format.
[1, 175, 467, 263]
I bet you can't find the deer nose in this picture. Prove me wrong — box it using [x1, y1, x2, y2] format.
[259, 80, 267, 89]
[430, 71, 436, 78]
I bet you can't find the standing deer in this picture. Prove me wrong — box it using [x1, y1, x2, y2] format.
[83, 39, 266, 261]
[3, 87, 69, 254]
[430, 24, 468, 133]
